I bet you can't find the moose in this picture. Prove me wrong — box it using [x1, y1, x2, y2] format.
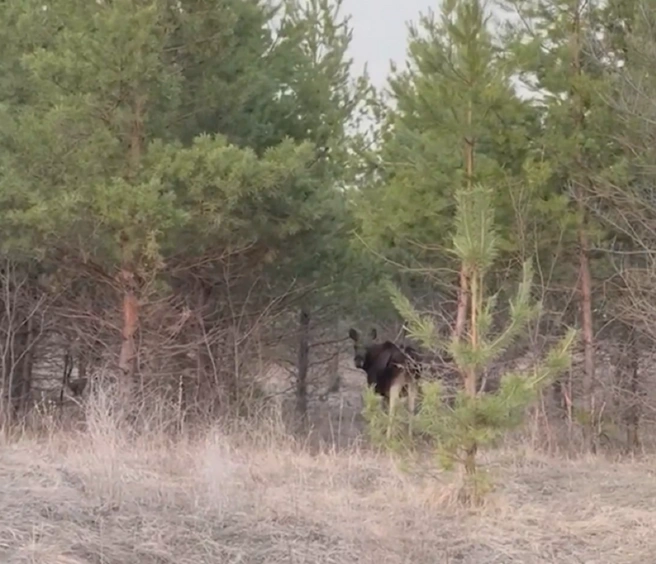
[348, 327, 423, 439]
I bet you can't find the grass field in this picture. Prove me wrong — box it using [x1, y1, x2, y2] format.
[1, 403, 656, 564]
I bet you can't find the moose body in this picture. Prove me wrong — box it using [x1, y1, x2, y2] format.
[348, 328, 421, 438]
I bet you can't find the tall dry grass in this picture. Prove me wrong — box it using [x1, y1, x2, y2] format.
[1, 387, 656, 563]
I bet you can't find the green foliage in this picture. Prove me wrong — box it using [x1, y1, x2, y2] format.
[452, 183, 500, 273]
[388, 283, 447, 351]
[499, 0, 622, 263]
[349, 0, 547, 340]
[0, 0, 642, 467]
[0, 0, 389, 433]
[0, 0, 375, 312]
[355, 0, 536, 263]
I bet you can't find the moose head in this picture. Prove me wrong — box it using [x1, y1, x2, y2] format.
[348, 327, 378, 370]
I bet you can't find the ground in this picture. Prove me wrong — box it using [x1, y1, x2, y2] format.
[4, 349, 655, 563]
[2, 417, 656, 564]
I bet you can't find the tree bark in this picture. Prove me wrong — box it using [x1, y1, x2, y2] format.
[326, 348, 341, 394]
[454, 268, 469, 341]
[625, 340, 641, 452]
[578, 223, 596, 451]
[464, 269, 479, 397]
[570, 1, 597, 452]
[12, 315, 35, 417]
[454, 101, 475, 343]
[118, 269, 139, 397]
[296, 308, 310, 430]
[614, 326, 641, 453]
[116, 92, 146, 399]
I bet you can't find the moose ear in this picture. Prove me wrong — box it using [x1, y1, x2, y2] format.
[348, 328, 359, 342]
[369, 328, 377, 340]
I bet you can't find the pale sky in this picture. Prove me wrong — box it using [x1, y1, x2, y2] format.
[342, 0, 437, 89]
[341, 0, 531, 100]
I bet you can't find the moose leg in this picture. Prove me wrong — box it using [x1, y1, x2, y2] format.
[407, 380, 418, 437]
[387, 380, 402, 440]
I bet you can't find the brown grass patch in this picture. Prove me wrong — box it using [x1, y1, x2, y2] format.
[1, 403, 656, 563]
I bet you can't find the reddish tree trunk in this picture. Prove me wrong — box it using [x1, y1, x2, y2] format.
[118, 270, 139, 394]
[116, 92, 146, 397]
[570, 2, 597, 452]
[454, 102, 475, 344]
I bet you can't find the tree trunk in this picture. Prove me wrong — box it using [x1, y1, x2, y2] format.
[296, 308, 310, 430]
[454, 268, 469, 341]
[12, 315, 35, 417]
[454, 101, 475, 342]
[625, 344, 641, 453]
[459, 442, 480, 506]
[326, 348, 341, 394]
[578, 223, 596, 451]
[452, 100, 481, 500]
[459, 267, 479, 498]
[60, 335, 77, 407]
[118, 269, 139, 397]
[228, 326, 240, 405]
[570, 0, 597, 452]
[116, 92, 146, 400]
[615, 327, 641, 453]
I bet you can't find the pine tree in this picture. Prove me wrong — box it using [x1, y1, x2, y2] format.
[500, 0, 621, 451]
[0, 0, 369, 408]
[354, 0, 536, 342]
[590, 0, 656, 451]
[389, 183, 576, 504]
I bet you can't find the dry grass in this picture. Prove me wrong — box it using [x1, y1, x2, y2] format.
[2, 401, 656, 564]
